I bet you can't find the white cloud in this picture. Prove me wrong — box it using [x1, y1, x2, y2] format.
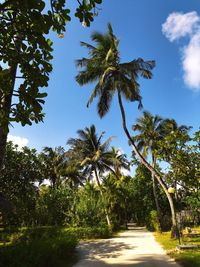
[162, 11, 199, 42]
[162, 11, 200, 91]
[7, 134, 29, 150]
[182, 32, 200, 90]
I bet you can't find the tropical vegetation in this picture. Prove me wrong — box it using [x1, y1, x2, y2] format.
[0, 3, 200, 267]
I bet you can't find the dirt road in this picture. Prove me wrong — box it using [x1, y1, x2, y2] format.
[73, 227, 181, 267]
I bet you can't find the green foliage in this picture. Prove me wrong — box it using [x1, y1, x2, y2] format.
[130, 164, 156, 224]
[0, 142, 42, 226]
[161, 130, 200, 226]
[76, 23, 155, 118]
[73, 182, 105, 227]
[0, 0, 55, 129]
[132, 111, 163, 158]
[0, 225, 111, 267]
[64, 226, 111, 239]
[35, 185, 75, 226]
[0, 227, 78, 267]
[0, 1, 103, 172]
[146, 210, 160, 232]
[155, 231, 200, 267]
[1, 123, 200, 240]
[39, 146, 66, 188]
[75, 0, 102, 26]
[67, 125, 114, 177]
[185, 193, 200, 225]
[102, 174, 132, 229]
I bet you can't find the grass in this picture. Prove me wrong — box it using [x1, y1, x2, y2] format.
[155, 229, 200, 267]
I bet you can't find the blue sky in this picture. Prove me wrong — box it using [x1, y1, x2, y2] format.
[9, 0, 200, 159]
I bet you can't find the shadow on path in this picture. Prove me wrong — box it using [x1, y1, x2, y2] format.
[75, 255, 179, 267]
[78, 239, 136, 259]
[73, 228, 181, 267]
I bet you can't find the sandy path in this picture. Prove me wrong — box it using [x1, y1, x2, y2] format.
[73, 227, 182, 267]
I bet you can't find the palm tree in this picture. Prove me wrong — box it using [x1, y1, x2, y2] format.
[41, 146, 65, 189]
[132, 111, 164, 231]
[160, 119, 190, 157]
[109, 147, 130, 179]
[75, 23, 178, 236]
[67, 125, 115, 226]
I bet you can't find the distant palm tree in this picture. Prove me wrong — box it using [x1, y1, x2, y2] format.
[160, 119, 190, 158]
[109, 147, 130, 179]
[132, 111, 164, 231]
[41, 146, 65, 189]
[75, 23, 178, 235]
[67, 125, 115, 226]
[62, 163, 86, 187]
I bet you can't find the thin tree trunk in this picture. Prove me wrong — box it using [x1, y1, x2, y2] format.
[152, 155, 162, 232]
[0, 128, 8, 169]
[94, 167, 111, 227]
[0, 63, 18, 170]
[0, 29, 21, 170]
[117, 90, 178, 237]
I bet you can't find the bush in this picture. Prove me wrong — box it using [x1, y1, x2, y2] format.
[0, 226, 111, 267]
[64, 226, 112, 239]
[0, 227, 78, 267]
[146, 210, 160, 232]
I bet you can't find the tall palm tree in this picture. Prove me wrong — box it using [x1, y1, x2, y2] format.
[75, 23, 178, 236]
[132, 111, 164, 231]
[67, 125, 115, 226]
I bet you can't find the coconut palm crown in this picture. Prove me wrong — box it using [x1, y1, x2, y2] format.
[76, 23, 155, 117]
[67, 124, 114, 180]
[132, 111, 163, 159]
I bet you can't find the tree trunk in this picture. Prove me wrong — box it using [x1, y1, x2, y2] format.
[94, 168, 111, 227]
[0, 128, 8, 169]
[152, 155, 162, 232]
[0, 63, 18, 170]
[117, 90, 178, 237]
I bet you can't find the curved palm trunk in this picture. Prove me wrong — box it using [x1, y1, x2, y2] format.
[152, 155, 162, 232]
[117, 90, 179, 237]
[94, 167, 111, 227]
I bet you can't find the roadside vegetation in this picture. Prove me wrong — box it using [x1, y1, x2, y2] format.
[155, 229, 200, 267]
[0, 123, 200, 266]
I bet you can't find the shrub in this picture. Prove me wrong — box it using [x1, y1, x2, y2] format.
[146, 210, 160, 232]
[0, 227, 78, 267]
[64, 226, 112, 239]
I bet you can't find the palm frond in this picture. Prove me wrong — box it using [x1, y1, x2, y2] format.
[75, 58, 90, 68]
[120, 58, 155, 79]
[86, 82, 101, 108]
[99, 66, 116, 86]
[91, 31, 107, 45]
[80, 41, 96, 50]
[101, 136, 114, 151]
[76, 69, 100, 86]
[97, 81, 114, 118]
[107, 22, 119, 50]
[75, 23, 155, 119]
